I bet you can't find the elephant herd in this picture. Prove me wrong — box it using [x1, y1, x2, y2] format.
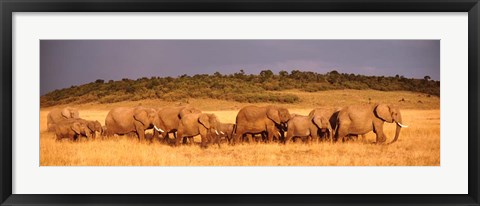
[46, 104, 408, 148]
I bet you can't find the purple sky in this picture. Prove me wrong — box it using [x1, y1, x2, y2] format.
[40, 40, 439, 95]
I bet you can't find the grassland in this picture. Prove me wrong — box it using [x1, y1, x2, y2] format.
[40, 90, 440, 166]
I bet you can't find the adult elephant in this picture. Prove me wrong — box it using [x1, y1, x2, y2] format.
[47, 107, 79, 132]
[284, 115, 319, 144]
[176, 113, 220, 148]
[104, 107, 164, 141]
[308, 108, 338, 142]
[335, 104, 408, 144]
[155, 106, 202, 142]
[233, 105, 291, 144]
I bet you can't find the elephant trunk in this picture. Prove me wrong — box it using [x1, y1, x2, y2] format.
[328, 125, 333, 143]
[390, 116, 404, 144]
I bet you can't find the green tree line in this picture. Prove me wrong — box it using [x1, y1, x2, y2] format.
[40, 70, 440, 107]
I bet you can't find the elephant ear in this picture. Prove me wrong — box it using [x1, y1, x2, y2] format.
[209, 114, 218, 126]
[61, 108, 71, 118]
[86, 121, 96, 132]
[312, 116, 323, 129]
[375, 104, 393, 123]
[198, 114, 211, 129]
[267, 107, 281, 125]
[133, 109, 149, 126]
[71, 122, 82, 134]
[94, 121, 102, 132]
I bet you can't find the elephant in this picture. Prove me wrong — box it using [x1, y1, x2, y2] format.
[155, 106, 202, 143]
[47, 107, 80, 132]
[215, 123, 235, 143]
[74, 118, 103, 139]
[248, 125, 284, 143]
[308, 108, 338, 142]
[53, 119, 91, 141]
[335, 104, 408, 144]
[175, 113, 220, 148]
[232, 105, 291, 144]
[104, 106, 164, 141]
[284, 115, 319, 144]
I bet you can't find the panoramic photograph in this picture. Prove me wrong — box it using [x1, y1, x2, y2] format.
[40, 40, 440, 166]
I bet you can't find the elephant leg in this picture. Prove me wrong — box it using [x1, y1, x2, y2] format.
[246, 134, 254, 143]
[175, 130, 183, 146]
[266, 127, 276, 143]
[336, 124, 349, 143]
[361, 134, 366, 142]
[182, 136, 189, 144]
[267, 132, 274, 143]
[199, 130, 208, 148]
[373, 122, 386, 144]
[133, 122, 146, 142]
[285, 130, 293, 144]
[200, 135, 207, 148]
[137, 130, 146, 142]
[310, 129, 319, 144]
[232, 126, 245, 145]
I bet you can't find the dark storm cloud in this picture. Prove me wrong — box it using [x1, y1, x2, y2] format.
[40, 40, 439, 94]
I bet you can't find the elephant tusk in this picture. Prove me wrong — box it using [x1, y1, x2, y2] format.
[220, 131, 225, 135]
[215, 130, 219, 135]
[277, 131, 281, 136]
[396, 122, 408, 128]
[154, 125, 164, 133]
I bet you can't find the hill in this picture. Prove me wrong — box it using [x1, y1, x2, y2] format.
[40, 70, 440, 107]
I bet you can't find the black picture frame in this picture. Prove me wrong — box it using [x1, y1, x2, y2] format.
[1, 0, 479, 205]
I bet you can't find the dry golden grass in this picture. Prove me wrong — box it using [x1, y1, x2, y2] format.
[40, 90, 440, 166]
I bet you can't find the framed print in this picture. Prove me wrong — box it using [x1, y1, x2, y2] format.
[1, 0, 479, 205]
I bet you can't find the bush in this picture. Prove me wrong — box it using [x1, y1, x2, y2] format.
[41, 70, 439, 107]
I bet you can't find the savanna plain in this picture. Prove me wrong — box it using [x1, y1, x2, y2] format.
[40, 90, 440, 166]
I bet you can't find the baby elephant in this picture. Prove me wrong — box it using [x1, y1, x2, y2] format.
[53, 119, 92, 141]
[285, 115, 320, 144]
[75, 119, 103, 139]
